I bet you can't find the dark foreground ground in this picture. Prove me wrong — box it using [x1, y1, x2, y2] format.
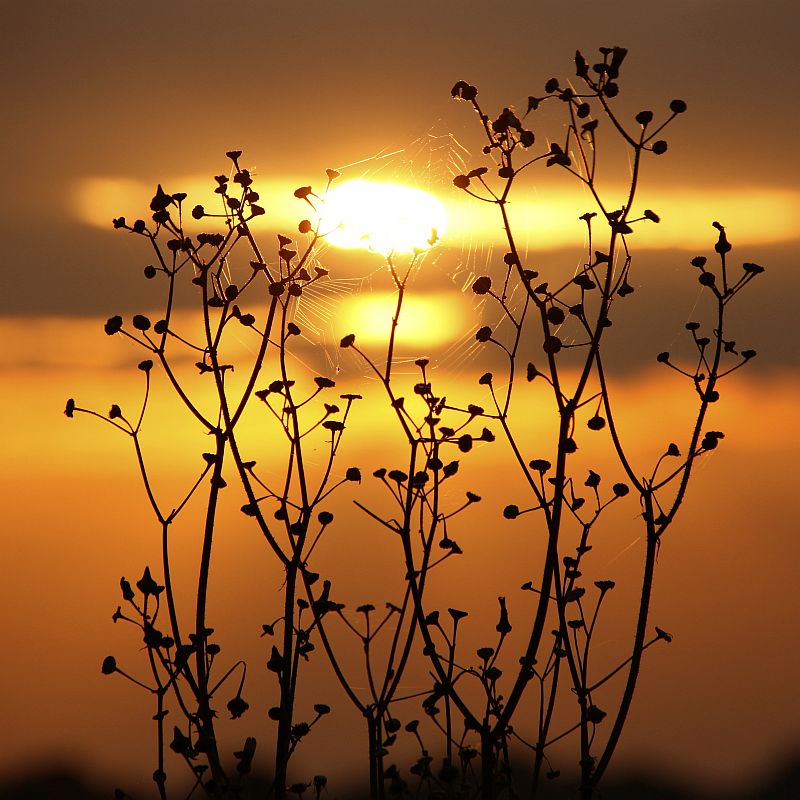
[2, 758, 799, 800]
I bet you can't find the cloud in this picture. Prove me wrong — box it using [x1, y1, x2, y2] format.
[72, 175, 800, 251]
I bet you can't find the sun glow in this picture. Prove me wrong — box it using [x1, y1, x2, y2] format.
[334, 291, 468, 348]
[71, 176, 800, 250]
[318, 180, 448, 255]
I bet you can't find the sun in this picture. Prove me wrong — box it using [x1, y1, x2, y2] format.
[318, 180, 448, 255]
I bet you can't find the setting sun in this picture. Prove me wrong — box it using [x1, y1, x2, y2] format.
[318, 179, 448, 255]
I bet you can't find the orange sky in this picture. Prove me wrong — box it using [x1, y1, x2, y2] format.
[2, 0, 799, 795]
[3, 362, 799, 793]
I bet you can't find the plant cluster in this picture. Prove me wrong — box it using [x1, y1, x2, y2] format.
[67, 46, 763, 800]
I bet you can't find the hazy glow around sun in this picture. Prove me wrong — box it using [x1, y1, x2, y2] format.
[318, 180, 448, 255]
[71, 176, 800, 250]
[334, 291, 468, 348]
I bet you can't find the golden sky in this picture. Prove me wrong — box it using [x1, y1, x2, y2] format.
[2, 0, 799, 795]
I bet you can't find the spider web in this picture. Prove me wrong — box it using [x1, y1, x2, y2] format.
[288, 129, 497, 377]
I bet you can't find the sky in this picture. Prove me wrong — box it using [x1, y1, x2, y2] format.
[1, 0, 799, 796]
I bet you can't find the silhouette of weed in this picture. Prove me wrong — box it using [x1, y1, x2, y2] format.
[66, 47, 764, 800]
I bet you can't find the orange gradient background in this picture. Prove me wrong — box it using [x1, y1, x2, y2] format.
[2, 1, 799, 796]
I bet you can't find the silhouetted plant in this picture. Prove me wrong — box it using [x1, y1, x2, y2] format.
[66, 46, 763, 800]
[331, 248, 493, 799]
[69, 156, 369, 799]
[410, 45, 764, 800]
